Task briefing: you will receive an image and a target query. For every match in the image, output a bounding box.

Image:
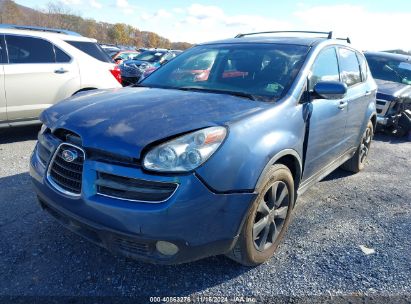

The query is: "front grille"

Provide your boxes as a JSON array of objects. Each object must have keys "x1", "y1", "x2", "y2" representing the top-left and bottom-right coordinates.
[
  {"x1": 47, "y1": 143, "x2": 85, "y2": 195},
  {"x1": 96, "y1": 172, "x2": 178, "y2": 202}
]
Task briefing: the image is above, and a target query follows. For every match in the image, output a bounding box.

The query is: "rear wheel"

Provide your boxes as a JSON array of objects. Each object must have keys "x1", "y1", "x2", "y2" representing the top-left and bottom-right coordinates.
[
  {"x1": 226, "y1": 164, "x2": 295, "y2": 266},
  {"x1": 341, "y1": 120, "x2": 373, "y2": 173}
]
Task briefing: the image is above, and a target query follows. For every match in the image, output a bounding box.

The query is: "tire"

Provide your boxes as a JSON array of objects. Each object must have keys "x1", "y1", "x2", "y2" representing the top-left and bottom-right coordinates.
[
  {"x1": 226, "y1": 164, "x2": 295, "y2": 266},
  {"x1": 341, "y1": 120, "x2": 373, "y2": 173}
]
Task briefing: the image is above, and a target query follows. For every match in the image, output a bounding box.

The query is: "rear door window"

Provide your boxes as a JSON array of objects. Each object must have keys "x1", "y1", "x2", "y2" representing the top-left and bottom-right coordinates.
[
  {"x1": 6, "y1": 35, "x2": 55, "y2": 64},
  {"x1": 65, "y1": 40, "x2": 112, "y2": 63},
  {"x1": 309, "y1": 47, "x2": 340, "y2": 91},
  {"x1": 338, "y1": 48, "x2": 362, "y2": 87},
  {"x1": 356, "y1": 52, "x2": 368, "y2": 82}
]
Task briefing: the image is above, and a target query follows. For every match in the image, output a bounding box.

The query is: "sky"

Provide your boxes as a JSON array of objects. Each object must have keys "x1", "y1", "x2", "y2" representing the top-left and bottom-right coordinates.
[{"x1": 14, "y1": 0, "x2": 411, "y2": 51}]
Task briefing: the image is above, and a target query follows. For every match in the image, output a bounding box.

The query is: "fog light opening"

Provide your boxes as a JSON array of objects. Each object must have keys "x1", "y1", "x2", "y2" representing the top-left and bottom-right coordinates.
[{"x1": 156, "y1": 241, "x2": 179, "y2": 256}]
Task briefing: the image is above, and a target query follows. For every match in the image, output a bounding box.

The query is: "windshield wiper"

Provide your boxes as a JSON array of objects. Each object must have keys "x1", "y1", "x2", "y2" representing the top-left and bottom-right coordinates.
[
  {"x1": 131, "y1": 83, "x2": 167, "y2": 89},
  {"x1": 176, "y1": 87, "x2": 256, "y2": 101}
]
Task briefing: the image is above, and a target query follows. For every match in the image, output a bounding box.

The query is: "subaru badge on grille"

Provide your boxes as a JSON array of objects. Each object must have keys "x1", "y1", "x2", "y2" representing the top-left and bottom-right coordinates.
[{"x1": 61, "y1": 149, "x2": 78, "y2": 162}]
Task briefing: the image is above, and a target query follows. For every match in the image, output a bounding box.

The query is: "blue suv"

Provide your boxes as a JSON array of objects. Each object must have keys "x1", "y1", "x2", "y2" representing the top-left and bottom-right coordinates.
[{"x1": 30, "y1": 31, "x2": 377, "y2": 265}]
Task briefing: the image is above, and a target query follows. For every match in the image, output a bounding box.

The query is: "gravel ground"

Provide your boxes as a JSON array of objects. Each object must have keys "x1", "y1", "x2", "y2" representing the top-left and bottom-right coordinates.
[{"x1": 0, "y1": 126, "x2": 410, "y2": 303}]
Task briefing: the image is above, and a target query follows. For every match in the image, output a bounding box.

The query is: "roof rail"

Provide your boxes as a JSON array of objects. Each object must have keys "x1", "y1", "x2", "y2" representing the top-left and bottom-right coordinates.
[
  {"x1": 0, "y1": 24, "x2": 82, "y2": 36},
  {"x1": 234, "y1": 30, "x2": 352, "y2": 43},
  {"x1": 235, "y1": 31, "x2": 333, "y2": 38}
]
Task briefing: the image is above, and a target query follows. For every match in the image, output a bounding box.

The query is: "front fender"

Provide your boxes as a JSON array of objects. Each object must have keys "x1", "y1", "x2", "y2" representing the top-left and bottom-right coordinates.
[
  {"x1": 362, "y1": 99, "x2": 377, "y2": 138},
  {"x1": 195, "y1": 101, "x2": 305, "y2": 193}
]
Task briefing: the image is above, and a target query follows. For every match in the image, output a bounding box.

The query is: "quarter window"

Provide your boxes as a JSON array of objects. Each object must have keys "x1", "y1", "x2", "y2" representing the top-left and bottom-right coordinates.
[
  {"x1": 309, "y1": 47, "x2": 340, "y2": 91},
  {"x1": 338, "y1": 48, "x2": 361, "y2": 86},
  {"x1": 65, "y1": 40, "x2": 112, "y2": 63},
  {"x1": 54, "y1": 45, "x2": 71, "y2": 63},
  {"x1": 6, "y1": 35, "x2": 55, "y2": 64}
]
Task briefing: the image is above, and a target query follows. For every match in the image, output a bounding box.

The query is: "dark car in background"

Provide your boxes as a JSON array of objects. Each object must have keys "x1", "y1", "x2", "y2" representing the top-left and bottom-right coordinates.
[
  {"x1": 365, "y1": 51, "x2": 411, "y2": 136},
  {"x1": 112, "y1": 50, "x2": 140, "y2": 65},
  {"x1": 119, "y1": 49, "x2": 180, "y2": 86},
  {"x1": 30, "y1": 31, "x2": 377, "y2": 266}
]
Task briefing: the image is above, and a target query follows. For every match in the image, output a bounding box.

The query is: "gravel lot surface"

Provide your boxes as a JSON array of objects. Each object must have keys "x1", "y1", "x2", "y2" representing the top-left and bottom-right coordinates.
[{"x1": 0, "y1": 126, "x2": 410, "y2": 303}]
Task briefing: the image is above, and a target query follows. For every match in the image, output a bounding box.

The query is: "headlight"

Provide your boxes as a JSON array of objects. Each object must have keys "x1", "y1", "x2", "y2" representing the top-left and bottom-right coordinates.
[
  {"x1": 143, "y1": 126, "x2": 227, "y2": 172},
  {"x1": 39, "y1": 124, "x2": 48, "y2": 134},
  {"x1": 139, "y1": 63, "x2": 150, "y2": 70}
]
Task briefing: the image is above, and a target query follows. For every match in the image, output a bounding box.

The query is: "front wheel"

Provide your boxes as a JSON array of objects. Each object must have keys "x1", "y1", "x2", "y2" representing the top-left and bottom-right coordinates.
[
  {"x1": 226, "y1": 164, "x2": 295, "y2": 266},
  {"x1": 341, "y1": 120, "x2": 374, "y2": 173}
]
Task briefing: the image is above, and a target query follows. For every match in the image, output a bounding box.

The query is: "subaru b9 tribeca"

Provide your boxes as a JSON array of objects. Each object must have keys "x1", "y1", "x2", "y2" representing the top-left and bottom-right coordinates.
[{"x1": 30, "y1": 32, "x2": 377, "y2": 266}]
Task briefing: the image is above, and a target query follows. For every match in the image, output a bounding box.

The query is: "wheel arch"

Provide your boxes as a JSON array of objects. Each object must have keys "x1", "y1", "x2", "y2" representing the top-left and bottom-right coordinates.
[
  {"x1": 370, "y1": 114, "x2": 377, "y2": 131},
  {"x1": 255, "y1": 149, "x2": 302, "y2": 194}
]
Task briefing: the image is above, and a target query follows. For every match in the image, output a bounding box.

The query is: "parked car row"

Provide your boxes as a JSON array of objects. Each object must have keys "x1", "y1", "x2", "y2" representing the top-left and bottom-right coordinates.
[
  {"x1": 29, "y1": 30, "x2": 378, "y2": 266},
  {"x1": 119, "y1": 49, "x2": 182, "y2": 86},
  {"x1": 101, "y1": 44, "x2": 184, "y2": 86}
]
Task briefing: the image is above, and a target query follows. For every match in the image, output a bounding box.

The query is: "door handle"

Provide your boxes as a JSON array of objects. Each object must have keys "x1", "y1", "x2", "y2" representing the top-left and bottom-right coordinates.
[
  {"x1": 365, "y1": 90, "x2": 372, "y2": 96},
  {"x1": 338, "y1": 101, "x2": 348, "y2": 109},
  {"x1": 54, "y1": 68, "x2": 68, "y2": 74}
]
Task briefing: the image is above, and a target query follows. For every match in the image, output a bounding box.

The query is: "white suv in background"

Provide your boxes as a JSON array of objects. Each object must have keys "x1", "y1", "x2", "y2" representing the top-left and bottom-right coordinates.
[{"x1": 0, "y1": 24, "x2": 122, "y2": 127}]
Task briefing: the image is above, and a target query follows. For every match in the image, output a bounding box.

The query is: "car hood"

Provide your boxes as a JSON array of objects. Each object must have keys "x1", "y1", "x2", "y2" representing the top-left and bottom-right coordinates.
[
  {"x1": 375, "y1": 79, "x2": 411, "y2": 100},
  {"x1": 41, "y1": 87, "x2": 268, "y2": 159}
]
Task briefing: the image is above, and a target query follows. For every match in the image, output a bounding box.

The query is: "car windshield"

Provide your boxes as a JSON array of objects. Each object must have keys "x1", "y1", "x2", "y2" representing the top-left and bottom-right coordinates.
[
  {"x1": 366, "y1": 54, "x2": 411, "y2": 85},
  {"x1": 141, "y1": 43, "x2": 309, "y2": 101},
  {"x1": 135, "y1": 51, "x2": 166, "y2": 62}
]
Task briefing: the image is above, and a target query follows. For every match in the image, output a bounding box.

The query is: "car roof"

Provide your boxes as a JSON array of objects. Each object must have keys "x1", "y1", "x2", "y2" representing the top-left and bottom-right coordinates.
[
  {"x1": 364, "y1": 51, "x2": 411, "y2": 61},
  {"x1": 0, "y1": 27, "x2": 96, "y2": 43},
  {"x1": 199, "y1": 36, "x2": 349, "y2": 47}
]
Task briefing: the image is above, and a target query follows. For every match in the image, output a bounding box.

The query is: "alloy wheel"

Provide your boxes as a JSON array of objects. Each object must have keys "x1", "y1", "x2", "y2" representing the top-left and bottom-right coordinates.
[
  {"x1": 360, "y1": 127, "x2": 372, "y2": 164},
  {"x1": 253, "y1": 181, "x2": 290, "y2": 251}
]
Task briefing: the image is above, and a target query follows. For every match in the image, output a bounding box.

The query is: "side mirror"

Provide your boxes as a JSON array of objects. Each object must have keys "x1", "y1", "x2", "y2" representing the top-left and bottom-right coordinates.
[{"x1": 313, "y1": 81, "x2": 347, "y2": 100}]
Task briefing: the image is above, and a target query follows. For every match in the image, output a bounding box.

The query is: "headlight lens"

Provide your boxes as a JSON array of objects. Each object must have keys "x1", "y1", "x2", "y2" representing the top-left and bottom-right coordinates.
[
  {"x1": 39, "y1": 124, "x2": 48, "y2": 134},
  {"x1": 143, "y1": 126, "x2": 227, "y2": 172}
]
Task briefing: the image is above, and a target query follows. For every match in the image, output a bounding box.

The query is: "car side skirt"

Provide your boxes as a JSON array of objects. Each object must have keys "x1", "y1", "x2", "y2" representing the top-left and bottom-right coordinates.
[{"x1": 297, "y1": 146, "x2": 357, "y2": 196}]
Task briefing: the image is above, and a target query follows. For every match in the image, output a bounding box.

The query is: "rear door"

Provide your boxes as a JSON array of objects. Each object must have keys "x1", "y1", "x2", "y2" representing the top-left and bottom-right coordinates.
[
  {"x1": 303, "y1": 46, "x2": 349, "y2": 179},
  {"x1": 4, "y1": 34, "x2": 80, "y2": 122},
  {"x1": 337, "y1": 47, "x2": 370, "y2": 149},
  {"x1": 0, "y1": 35, "x2": 7, "y2": 123}
]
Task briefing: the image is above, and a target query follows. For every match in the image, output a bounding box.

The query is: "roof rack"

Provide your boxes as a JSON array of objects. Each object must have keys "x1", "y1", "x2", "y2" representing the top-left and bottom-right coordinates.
[
  {"x1": 335, "y1": 37, "x2": 351, "y2": 44},
  {"x1": 0, "y1": 24, "x2": 82, "y2": 36},
  {"x1": 235, "y1": 31, "x2": 333, "y2": 38}
]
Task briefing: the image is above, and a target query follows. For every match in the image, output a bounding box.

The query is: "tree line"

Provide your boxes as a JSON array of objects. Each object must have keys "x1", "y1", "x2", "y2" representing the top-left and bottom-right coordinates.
[{"x1": 0, "y1": 0, "x2": 193, "y2": 50}]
